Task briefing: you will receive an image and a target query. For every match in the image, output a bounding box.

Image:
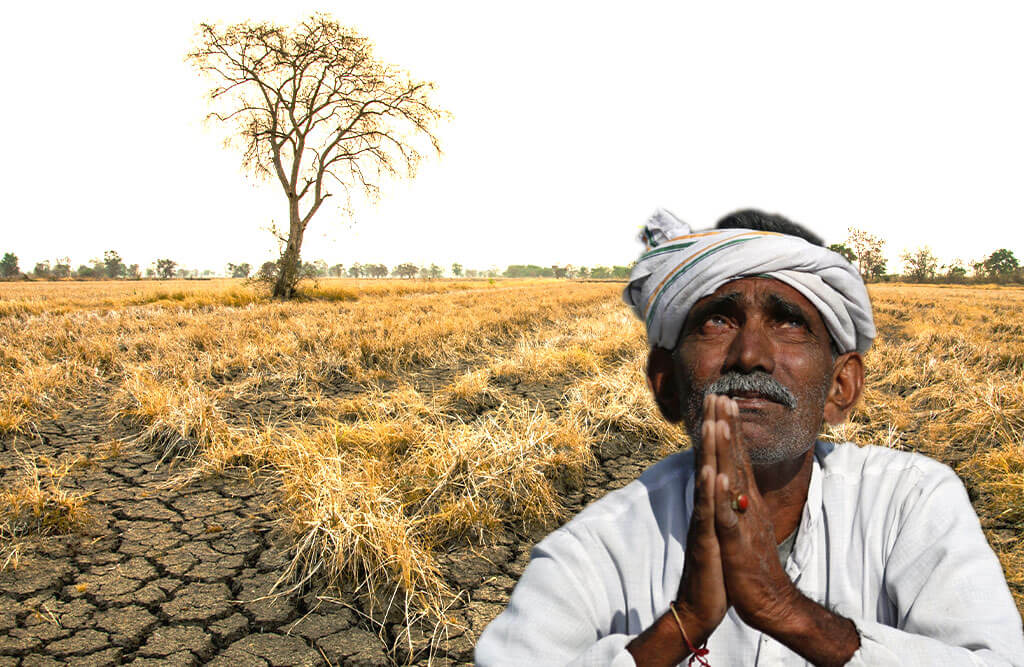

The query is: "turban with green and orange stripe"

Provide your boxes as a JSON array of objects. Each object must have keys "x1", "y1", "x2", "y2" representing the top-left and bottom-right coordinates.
[{"x1": 623, "y1": 209, "x2": 876, "y2": 354}]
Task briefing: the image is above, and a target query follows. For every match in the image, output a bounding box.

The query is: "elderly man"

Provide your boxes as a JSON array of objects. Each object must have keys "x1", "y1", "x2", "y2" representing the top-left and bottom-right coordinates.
[{"x1": 475, "y1": 209, "x2": 1024, "y2": 666}]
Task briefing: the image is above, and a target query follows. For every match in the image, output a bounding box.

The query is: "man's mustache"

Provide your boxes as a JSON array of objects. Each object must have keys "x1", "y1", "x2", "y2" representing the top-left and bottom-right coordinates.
[{"x1": 704, "y1": 371, "x2": 797, "y2": 410}]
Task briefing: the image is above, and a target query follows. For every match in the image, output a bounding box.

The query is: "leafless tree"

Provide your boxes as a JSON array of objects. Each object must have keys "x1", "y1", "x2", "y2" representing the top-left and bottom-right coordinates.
[
  {"x1": 846, "y1": 228, "x2": 887, "y2": 281},
  {"x1": 900, "y1": 246, "x2": 938, "y2": 282},
  {"x1": 188, "y1": 14, "x2": 446, "y2": 298}
]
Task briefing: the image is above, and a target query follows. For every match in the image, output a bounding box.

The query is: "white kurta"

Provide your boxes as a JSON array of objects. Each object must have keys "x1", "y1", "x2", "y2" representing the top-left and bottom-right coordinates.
[{"x1": 475, "y1": 441, "x2": 1024, "y2": 666}]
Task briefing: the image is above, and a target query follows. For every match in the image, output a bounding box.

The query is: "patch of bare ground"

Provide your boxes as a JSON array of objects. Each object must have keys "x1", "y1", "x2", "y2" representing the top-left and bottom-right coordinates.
[
  {"x1": 0, "y1": 407, "x2": 394, "y2": 665},
  {"x1": 0, "y1": 369, "x2": 669, "y2": 665}
]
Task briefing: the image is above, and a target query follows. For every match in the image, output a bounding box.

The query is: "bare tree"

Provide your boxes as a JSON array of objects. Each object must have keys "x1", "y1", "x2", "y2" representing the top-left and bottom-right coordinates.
[
  {"x1": 188, "y1": 14, "x2": 446, "y2": 299},
  {"x1": 33, "y1": 261, "x2": 52, "y2": 279},
  {"x1": 53, "y1": 257, "x2": 71, "y2": 279},
  {"x1": 900, "y1": 246, "x2": 938, "y2": 282},
  {"x1": 846, "y1": 228, "x2": 887, "y2": 281}
]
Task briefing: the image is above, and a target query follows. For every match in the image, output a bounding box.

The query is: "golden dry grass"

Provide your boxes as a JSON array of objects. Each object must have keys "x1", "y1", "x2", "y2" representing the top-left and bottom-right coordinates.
[
  {"x1": 1, "y1": 278, "x2": 638, "y2": 639},
  {"x1": 0, "y1": 277, "x2": 500, "y2": 316},
  {"x1": 2, "y1": 278, "x2": 1023, "y2": 640},
  {"x1": 0, "y1": 451, "x2": 94, "y2": 570}
]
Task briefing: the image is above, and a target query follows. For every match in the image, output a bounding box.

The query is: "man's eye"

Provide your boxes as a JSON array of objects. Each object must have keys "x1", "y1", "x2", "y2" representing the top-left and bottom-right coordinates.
[
  {"x1": 781, "y1": 317, "x2": 806, "y2": 328},
  {"x1": 704, "y1": 315, "x2": 729, "y2": 327}
]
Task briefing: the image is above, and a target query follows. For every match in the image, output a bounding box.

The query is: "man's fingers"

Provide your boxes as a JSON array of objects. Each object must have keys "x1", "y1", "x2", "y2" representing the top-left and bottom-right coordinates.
[
  {"x1": 726, "y1": 398, "x2": 757, "y2": 493},
  {"x1": 715, "y1": 472, "x2": 739, "y2": 532},
  {"x1": 690, "y1": 397, "x2": 719, "y2": 541},
  {"x1": 692, "y1": 467, "x2": 716, "y2": 545},
  {"x1": 692, "y1": 465, "x2": 717, "y2": 537},
  {"x1": 723, "y1": 398, "x2": 747, "y2": 488},
  {"x1": 699, "y1": 396, "x2": 718, "y2": 479},
  {"x1": 695, "y1": 419, "x2": 716, "y2": 511},
  {"x1": 714, "y1": 397, "x2": 738, "y2": 487}
]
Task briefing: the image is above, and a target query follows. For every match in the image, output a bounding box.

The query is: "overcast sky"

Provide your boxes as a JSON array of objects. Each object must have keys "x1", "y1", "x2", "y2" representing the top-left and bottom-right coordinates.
[{"x1": 3, "y1": 1, "x2": 1023, "y2": 273}]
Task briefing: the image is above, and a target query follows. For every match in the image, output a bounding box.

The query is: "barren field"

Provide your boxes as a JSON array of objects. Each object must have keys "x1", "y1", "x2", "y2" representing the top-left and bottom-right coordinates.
[{"x1": 1, "y1": 279, "x2": 1022, "y2": 665}]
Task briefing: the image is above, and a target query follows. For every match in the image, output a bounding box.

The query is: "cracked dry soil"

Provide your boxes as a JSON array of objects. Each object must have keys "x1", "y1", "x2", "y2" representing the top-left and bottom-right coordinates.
[{"x1": 1, "y1": 398, "x2": 663, "y2": 666}]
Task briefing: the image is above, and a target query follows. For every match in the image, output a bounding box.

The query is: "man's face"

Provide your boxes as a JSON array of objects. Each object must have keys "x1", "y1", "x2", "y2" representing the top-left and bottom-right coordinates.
[{"x1": 673, "y1": 277, "x2": 836, "y2": 465}]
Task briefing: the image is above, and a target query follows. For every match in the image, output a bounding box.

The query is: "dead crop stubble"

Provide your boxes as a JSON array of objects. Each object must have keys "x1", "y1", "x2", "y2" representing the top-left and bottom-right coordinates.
[{"x1": 2, "y1": 279, "x2": 1022, "y2": 657}]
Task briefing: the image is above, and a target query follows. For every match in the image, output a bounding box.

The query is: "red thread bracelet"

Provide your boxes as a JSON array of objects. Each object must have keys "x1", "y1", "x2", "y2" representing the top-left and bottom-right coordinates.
[{"x1": 668, "y1": 601, "x2": 711, "y2": 666}]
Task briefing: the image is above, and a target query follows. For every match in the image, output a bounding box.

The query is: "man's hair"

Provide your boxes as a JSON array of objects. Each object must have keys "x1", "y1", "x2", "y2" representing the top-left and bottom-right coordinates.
[{"x1": 715, "y1": 209, "x2": 825, "y2": 247}]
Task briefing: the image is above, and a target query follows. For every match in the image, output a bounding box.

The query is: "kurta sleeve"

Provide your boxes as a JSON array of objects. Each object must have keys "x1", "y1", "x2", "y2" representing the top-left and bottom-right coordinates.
[
  {"x1": 475, "y1": 526, "x2": 639, "y2": 667},
  {"x1": 841, "y1": 466, "x2": 1024, "y2": 666}
]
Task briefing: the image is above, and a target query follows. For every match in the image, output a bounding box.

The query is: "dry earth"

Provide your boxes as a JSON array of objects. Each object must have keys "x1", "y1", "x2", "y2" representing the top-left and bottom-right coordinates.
[
  {"x1": 0, "y1": 390, "x2": 662, "y2": 666},
  {"x1": 4, "y1": 281, "x2": 1021, "y2": 664}
]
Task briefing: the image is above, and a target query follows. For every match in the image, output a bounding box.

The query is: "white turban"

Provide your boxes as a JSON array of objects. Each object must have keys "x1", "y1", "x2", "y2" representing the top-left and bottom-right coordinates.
[{"x1": 623, "y1": 209, "x2": 876, "y2": 354}]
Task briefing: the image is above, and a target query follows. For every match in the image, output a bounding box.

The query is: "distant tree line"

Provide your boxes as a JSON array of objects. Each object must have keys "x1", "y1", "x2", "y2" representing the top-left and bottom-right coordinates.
[
  {"x1": 893, "y1": 246, "x2": 1021, "y2": 284},
  {"x1": 502, "y1": 264, "x2": 633, "y2": 279},
  {"x1": 2, "y1": 240, "x2": 1020, "y2": 285},
  {"x1": 827, "y1": 228, "x2": 1022, "y2": 284},
  {"x1": 0, "y1": 251, "x2": 213, "y2": 281}
]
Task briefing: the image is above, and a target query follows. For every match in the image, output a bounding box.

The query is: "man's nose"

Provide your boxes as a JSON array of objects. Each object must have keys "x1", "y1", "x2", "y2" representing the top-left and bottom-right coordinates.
[{"x1": 723, "y1": 321, "x2": 775, "y2": 375}]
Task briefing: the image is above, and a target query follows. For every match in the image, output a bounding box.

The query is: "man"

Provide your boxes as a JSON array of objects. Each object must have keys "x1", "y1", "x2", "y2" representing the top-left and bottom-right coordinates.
[{"x1": 475, "y1": 209, "x2": 1024, "y2": 666}]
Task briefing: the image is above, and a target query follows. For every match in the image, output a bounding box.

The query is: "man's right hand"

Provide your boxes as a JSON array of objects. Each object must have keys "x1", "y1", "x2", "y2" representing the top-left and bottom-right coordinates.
[
  {"x1": 674, "y1": 394, "x2": 730, "y2": 644},
  {"x1": 628, "y1": 396, "x2": 730, "y2": 666}
]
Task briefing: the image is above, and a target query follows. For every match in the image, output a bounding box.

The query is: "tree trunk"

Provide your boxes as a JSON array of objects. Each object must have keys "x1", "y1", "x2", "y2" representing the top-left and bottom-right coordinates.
[{"x1": 272, "y1": 203, "x2": 304, "y2": 299}]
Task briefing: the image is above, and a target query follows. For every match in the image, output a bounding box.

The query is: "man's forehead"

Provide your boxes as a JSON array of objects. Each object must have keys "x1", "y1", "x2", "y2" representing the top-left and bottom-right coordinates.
[{"x1": 695, "y1": 277, "x2": 824, "y2": 321}]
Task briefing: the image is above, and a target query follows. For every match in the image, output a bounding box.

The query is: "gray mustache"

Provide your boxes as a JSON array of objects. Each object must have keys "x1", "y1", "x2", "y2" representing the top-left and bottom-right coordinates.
[{"x1": 704, "y1": 371, "x2": 797, "y2": 410}]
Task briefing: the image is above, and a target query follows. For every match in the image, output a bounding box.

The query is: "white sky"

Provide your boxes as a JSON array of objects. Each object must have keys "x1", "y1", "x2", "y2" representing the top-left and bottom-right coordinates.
[{"x1": 2, "y1": 1, "x2": 1023, "y2": 273}]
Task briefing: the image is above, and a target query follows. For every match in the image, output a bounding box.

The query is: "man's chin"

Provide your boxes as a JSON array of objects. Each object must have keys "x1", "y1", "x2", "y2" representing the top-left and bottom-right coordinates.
[
  {"x1": 737, "y1": 417, "x2": 782, "y2": 443},
  {"x1": 738, "y1": 422, "x2": 815, "y2": 465},
  {"x1": 746, "y1": 446, "x2": 810, "y2": 466},
  {"x1": 744, "y1": 435, "x2": 816, "y2": 465}
]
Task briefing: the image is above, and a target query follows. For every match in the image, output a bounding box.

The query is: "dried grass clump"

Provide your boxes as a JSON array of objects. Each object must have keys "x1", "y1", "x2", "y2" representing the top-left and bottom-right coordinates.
[
  {"x1": 489, "y1": 304, "x2": 639, "y2": 383},
  {"x1": 113, "y1": 373, "x2": 232, "y2": 464},
  {"x1": 0, "y1": 453, "x2": 93, "y2": 570},
  {"x1": 439, "y1": 369, "x2": 500, "y2": 409},
  {"x1": 0, "y1": 327, "x2": 90, "y2": 435},
  {"x1": 964, "y1": 443, "x2": 1024, "y2": 524},
  {"x1": 194, "y1": 392, "x2": 601, "y2": 631},
  {"x1": 565, "y1": 356, "x2": 684, "y2": 456}
]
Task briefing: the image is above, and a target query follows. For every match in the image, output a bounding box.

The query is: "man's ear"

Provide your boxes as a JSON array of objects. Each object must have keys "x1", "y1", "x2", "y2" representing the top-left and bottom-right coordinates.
[
  {"x1": 824, "y1": 352, "x2": 864, "y2": 426},
  {"x1": 647, "y1": 347, "x2": 683, "y2": 423}
]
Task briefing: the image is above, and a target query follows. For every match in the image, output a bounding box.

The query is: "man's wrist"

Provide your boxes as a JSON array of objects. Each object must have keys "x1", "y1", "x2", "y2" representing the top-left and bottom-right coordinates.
[
  {"x1": 626, "y1": 605, "x2": 714, "y2": 667},
  {"x1": 626, "y1": 612, "x2": 690, "y2": 667},
  {"x1": 671, "y1": 600, "x2": 713, "y2": 648},
  {"x1": 745, "y1": 581, "x2": 805, "y2": 636},
  {"x1": 753, "y1": 588, "x2": 860, "y2": 667}
]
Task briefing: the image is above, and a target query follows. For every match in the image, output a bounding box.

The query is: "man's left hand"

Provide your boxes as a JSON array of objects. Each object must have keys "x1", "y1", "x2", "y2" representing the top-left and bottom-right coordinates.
[{"x1": 704, "y1": 397, "x2": 801, "y2": 631}]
